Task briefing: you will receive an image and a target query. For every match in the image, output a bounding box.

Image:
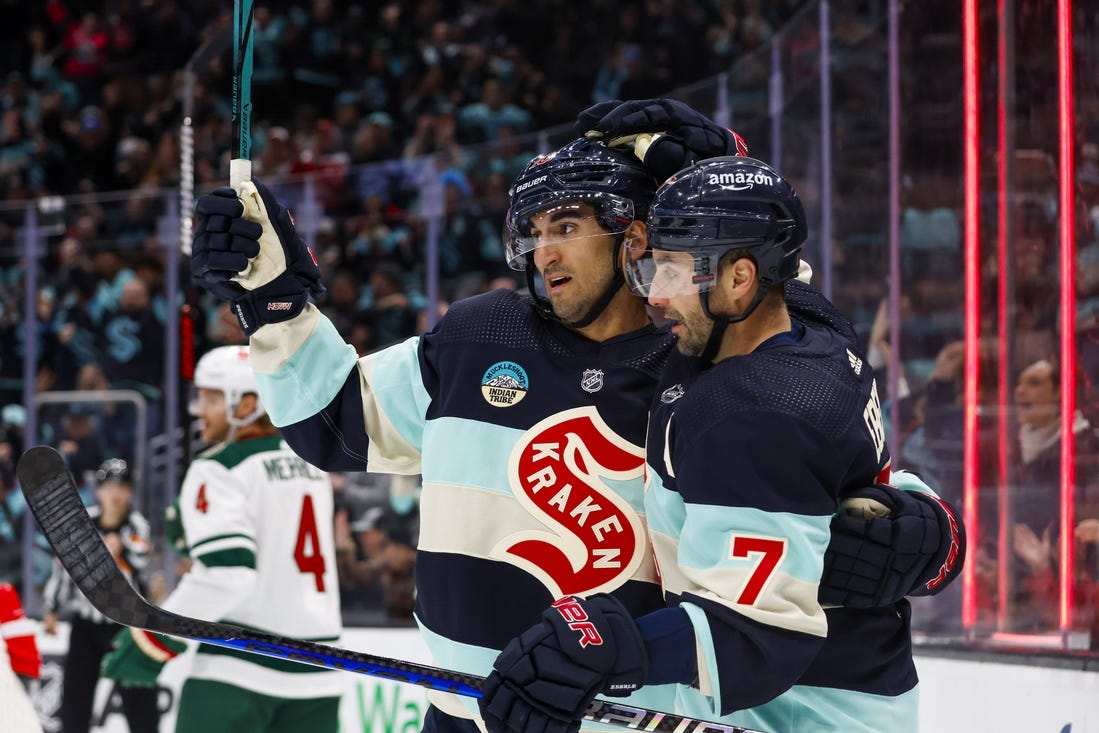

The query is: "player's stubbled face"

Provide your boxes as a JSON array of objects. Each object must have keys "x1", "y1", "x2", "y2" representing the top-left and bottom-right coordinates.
[
  {"x1": 643, "y1": 250, "x2": 714, "y2": 356},
  {"x1": 529, "y1": 207, "x2": 618, "y2": 324},
  {"x1": 659, "y1": 295, "x2": 713, "y2": 356}
]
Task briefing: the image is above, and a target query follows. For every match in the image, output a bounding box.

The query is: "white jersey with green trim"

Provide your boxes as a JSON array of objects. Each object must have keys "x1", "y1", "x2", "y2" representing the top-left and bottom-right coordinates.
[{"x1": 172, "y1": 433, "x2": 344, "y2": 698}]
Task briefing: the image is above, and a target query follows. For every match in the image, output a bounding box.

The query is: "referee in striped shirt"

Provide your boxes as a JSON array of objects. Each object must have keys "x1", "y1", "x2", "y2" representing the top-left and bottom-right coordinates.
[{"x1": 42, "y1": 458, "x2": 161, "y2": 733}]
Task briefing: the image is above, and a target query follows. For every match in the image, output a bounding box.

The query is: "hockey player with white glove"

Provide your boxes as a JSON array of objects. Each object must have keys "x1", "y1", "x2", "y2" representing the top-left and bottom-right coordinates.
[
  {"x1": 191, "y1": 181, "x2": 325, "y2": 336},
  {"x1": 190, "y1": 99, "x2": 963, "y2": 733}
]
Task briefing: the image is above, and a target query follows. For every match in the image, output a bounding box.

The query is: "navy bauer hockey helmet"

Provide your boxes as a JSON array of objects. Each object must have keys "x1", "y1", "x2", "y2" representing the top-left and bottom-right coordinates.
[
  {"x1": 504, "y1": 137, "x2": 659, "y2": 326},
  {"x1": 504, "y1": 137, "x2": 658, "y2": 270}
]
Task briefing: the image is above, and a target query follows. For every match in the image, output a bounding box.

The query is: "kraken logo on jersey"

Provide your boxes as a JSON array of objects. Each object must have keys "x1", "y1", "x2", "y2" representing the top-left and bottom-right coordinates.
[
  {"x1": 481, "y1": 361, "x2": 529, "y2": 407},
  {"x1": 495, "y1": 406, "x2": 647, "y2": 597}
]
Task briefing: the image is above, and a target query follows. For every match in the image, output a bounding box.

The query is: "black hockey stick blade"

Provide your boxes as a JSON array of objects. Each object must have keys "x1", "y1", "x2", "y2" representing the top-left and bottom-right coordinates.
[
  {"x1": 17, "y1": 445, "x2": 765, "y2": 733},
  {"x1": 17, "y1": 446, "x2": 480, "y2": 695}
]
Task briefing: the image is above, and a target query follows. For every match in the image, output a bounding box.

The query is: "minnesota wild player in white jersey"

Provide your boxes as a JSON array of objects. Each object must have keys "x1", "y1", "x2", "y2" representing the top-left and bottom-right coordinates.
[{"x1": 103, "y1": 345, "x2": 344, "y2": 733}]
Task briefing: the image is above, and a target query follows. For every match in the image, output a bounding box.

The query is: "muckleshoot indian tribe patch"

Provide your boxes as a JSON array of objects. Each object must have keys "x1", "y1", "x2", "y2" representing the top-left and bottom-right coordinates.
[{"x1": 482, "y1": 361, "x2": 529, "y2": 407}]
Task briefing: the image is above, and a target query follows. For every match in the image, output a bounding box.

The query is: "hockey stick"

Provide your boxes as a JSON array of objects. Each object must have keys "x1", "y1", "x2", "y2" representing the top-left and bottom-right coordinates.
[
  {"x1": 17, "y1": 446, "x2": 764, "y2": 733},
  {"x1": 181, "y1": 26, "x2": 231, "y2": 255},
  {"x1": 230, "y1": 0, "x2": 254, "y2": 188}
]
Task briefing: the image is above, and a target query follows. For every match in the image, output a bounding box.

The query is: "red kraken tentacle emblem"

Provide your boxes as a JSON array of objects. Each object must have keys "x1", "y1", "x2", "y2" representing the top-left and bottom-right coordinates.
[{"x1": 494, "y1": 406, "x2": 647, "y2": 597}]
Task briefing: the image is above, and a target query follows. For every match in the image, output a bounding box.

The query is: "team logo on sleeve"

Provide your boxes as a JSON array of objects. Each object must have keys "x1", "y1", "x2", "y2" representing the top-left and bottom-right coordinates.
[
  {"x1": 494, "y1": 406, "x2": 647, "y2": 597},
  {"x1": 482, "y1": 361, "x2": 529, "y2": 407}
]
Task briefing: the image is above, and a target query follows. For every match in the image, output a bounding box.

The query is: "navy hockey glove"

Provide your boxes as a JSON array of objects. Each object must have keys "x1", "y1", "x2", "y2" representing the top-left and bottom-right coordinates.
[
  {"x1": 575, "y1": 98, "x2": 749, "y2": 182},
  {"x1": 479, "y1": 594, "x2": 647, "y2": 733},
  {"x1": 820, "y1": 484, "x2": 965, "y2": 608},
  {"x1": 191, "y1": 180, "x2": 325, "y2": 335}
]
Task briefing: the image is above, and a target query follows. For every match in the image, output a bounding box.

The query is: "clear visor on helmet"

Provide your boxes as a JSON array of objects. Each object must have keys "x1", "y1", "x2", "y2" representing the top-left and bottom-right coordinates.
[
  {"x1": 625, "y1": 240, "x2": 722, "y2": 299},
  {"x1": 503, "y1": 193, "x2": 634, "y2": 270}
]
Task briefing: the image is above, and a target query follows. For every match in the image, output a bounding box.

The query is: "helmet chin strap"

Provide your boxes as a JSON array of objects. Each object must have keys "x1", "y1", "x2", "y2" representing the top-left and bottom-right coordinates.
[
  {"x1": 527, "y1": 235, "x2": 628, "y2": 329},
  {"x1": 697, "y1": 281, "x2": 771, "y2": 363},
  {"x1": 224, "y1": 403, "x2": 265, "y2": 443}
]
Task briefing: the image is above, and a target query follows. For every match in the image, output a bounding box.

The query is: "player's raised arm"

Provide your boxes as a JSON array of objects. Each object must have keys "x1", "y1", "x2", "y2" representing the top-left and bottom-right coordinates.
[{"x1": 189, "y1": 181, "x2": 428, "y2": 474}]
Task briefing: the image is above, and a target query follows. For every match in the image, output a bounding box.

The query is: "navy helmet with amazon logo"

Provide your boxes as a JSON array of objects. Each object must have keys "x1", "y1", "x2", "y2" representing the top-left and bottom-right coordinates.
[
  {"x1": 627, "y1": 155, "x2": 805, "y2": 309},
  {"x1": 626, "y1": 155, "x2": 806, "y2": 361}
]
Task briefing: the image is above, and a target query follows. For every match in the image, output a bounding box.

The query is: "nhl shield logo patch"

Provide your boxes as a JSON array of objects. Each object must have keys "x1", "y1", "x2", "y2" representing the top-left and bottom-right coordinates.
[
  {"x1": 580, "y1": 369, "x2": 604, "y2": 393},
  {"x1": 660, "y1": 383, "x2": 685, "y2": 404},
  {"x1": 482, "y1": 361, "x2": 529, "y2": 407}
]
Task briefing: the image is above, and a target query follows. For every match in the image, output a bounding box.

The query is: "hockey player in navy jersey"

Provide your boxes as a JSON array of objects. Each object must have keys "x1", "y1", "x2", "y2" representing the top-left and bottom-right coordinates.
[
  {"x1": 192, "y1": 135, "x2": 688, "y2": 732},
  {"x1": 478, "y1": 155, "x2": 964, "y2": 733},
  {"x1": 189, "y1": 99, "x2": 961, "y2": 733}
]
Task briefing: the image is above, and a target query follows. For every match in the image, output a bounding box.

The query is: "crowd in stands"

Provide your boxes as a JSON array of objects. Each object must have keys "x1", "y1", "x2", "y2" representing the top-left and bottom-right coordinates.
[
  {"x1": 0, "y1": 0, "x2": 807, "y2": 394},
  {"x1": 0, "y1": 0, "x2": 802, "y2": 202}
]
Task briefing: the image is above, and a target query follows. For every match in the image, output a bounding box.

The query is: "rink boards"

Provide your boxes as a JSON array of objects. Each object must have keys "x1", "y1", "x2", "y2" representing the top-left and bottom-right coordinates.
[{"x1": 25, "y1": 623, "x2": 1099, "y2": 733}]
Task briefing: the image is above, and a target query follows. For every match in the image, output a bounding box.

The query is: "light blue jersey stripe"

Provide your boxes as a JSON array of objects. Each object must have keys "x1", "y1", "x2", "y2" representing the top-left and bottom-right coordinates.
[
  {"x1": 417, "y1": 616, "x2": 499, "y2": 678},
  {"x1": 643, "y1": 476, "x2": 686, "y2": 538},
  {"x1": 254, "y1": 317, "x2": 359, "y2": 427},
  {"x1": 677, "y1": 678, "x2": 919, "y2": 733},
  {"x1": 420, "y1": 417, "x2": 518, "y2": 493},
  {"x1": 679, "y1": 505, "x2": 831, "y2": 584},
  {"x1": 601, "y1": 474, "x2": 645, "y2": 512},
  {"x1": 681, "y1": 602, "x2": 721, "y2": 710},
  {"x1": 368, "y1": 337, "x2": 432, "y2": 452},
  {"x1": 420, "y1": 416, "x2": 648, "y2": 514},
  {"x1": 891, "y1": 469, "x2": 938, "y2": 497}
]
